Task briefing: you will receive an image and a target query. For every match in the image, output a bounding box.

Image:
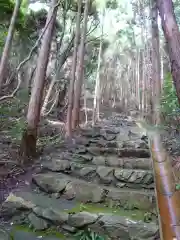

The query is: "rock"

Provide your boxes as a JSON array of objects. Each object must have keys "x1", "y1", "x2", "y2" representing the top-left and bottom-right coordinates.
[
  {"x1": 90, "y1": 214, "x2": 158, "y2": 240},
  {"x1": 74, "y1": 146, "x2": 87, "y2": 154},
  {"x1": 33, "y1": 206, "x2": 68, "y2": 223},
  {"x1": 1, "y1": 193, "x2": 36, "y2": 217},
  {"x1": 63, "y1": 178, "x2": 104, "y2": 203},
  {"x1": 106, "y1": 156, "x2": 124, "y2": 167},
  {"x1": 0, "y1": 228, "x2": 10, "y2": 240},
  {"x1": 92, "y1": 156, "x2": 106, "y2": 165},
  {"x1": 128, "y1": 221, "x2": 158, "y2": 240},
  {"x1": 32, "y1": 173, "x2": 70, "y2": 193},
  {"x1": 81, "y1": 129, "x2": 101, "y2": 138},
  {"x1": 106, "y1": 156, "x2": 152, "y2": 170},
  {"x1": 121, "y1": 140, "x2": 148, "y2": 149},
  {"x1": 102, "y1": 134, "x2": 116, "y2": 141},
  {"x1": 114, "y1": 169, "x2": 154, "y2": 185},
  {"x1": 62, "y1": 224, "x2": 77, "y2": 233},
  {"x1": 90, "y1": 214, "x2": 130, "y2": 239},
  {"x1": 42, "y1": 159, "x2": 71, "y2": 172},
  {"x1": 1, "y1": 201, "x2": 28, "y2": 217},
  {"x1": 117, "y1": 148, "x2": 150, "y2": 158},
  {"x1": 106, "y1": 189, "x2": 155, "y2": 210},
  {"x1": 79, "y1": 166, "x2": 97, "y2": 177},
  {"x1": 28, "y1": 212, "x2": 49, "y2": 230},
  {"x1": 123, "y1": 158, "x2": 152, "y2": 170},
  {"x1": 74, "y1": 154, "x2": 93, "y2": 162},
  {"x1": 96, "y1": 166, "x2": 114, "y2": 183},
  {"x1": 87, "y1": 147, "x2": 103, "y2": 155},
  {"x1": 68, "y1": 211, "x2": 98, "y2": 227},
  {"x1": 74, "y1": 137, "x2": 90, "y2": 146}
]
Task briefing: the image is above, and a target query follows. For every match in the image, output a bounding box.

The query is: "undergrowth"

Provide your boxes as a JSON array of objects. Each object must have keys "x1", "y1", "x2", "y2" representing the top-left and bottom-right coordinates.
[{"x1": 161, "y1": 72, "x2": 180, "y2": 128}]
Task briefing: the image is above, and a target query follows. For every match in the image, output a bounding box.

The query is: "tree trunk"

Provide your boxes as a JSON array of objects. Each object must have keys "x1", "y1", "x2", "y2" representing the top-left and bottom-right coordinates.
[
  {"x1": 151, "y1": 0, "x2": 161, "y2": 124},
  {"x1": 0, "y1": 0, "x2": 22, "y2": 91},
  {"x1": 19, "y1": 0, "x2": 59, "y2": 161},
  {"x1": 71, "y1": 0, "x2": 90, "y2": 130},
  {"x1": 157, "y1": 0, "x2": 180, "y2": 105},
  {"x1": 92, "y1": 8, "x2": 105, "y2": 125},
  {"x1": 66, "y1": 0, "x2": 82, "y2": 137},
  {"x1": 41, "y1": 77, "x2": 56, "y2": 116}
]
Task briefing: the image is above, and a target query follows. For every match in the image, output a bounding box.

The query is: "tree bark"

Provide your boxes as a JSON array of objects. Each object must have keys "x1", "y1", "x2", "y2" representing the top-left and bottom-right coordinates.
[
  {"x1": 92, "y1": 8, "x2": 105, "y2": 125},
  {"x1": 19, "y1": 0, "x2": 59, "y2": 161},
  {"x1": 151, "y1": 0, "x2": 161, "y2": 124},
  {"x1": 157, "y1": 0, "x2": 180, "y2": 105},
  {"x1": 0, "y1": 0, "x2": 22, "y2": 91},
  {"x1": 66, "y1": 0, "x2": 82, "y2": 137},
  {"x1": 71, "y1": 0, "x2": 90, "y2": 130}
]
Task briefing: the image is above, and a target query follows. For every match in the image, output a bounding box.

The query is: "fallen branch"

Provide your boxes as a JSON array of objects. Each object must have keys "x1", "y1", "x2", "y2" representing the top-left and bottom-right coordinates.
[{"x1": 0, "y1": 0, "x2": 61, "y2": 102}]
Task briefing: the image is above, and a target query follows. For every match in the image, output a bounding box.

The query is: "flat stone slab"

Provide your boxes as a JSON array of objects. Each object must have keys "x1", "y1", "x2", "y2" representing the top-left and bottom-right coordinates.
[
  {"x1": 1, "y1": 192, "x2": 158, "y2": 240},
  {"x1": 32, "y1": 172, "x2": 155, "y2": 210}
]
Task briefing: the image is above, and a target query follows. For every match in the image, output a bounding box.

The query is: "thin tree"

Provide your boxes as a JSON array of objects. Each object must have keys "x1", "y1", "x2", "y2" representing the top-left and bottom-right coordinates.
[
  {"x1": 150, "y1": 1, "x2": 180, "y2": 239},
  {"x1": 157, "y1": 0, "x2": 180, "y2": 105},
  {"x1": 20, "y1": 0, "x2": 59, "y2": 161},
  {"x1": 71, "y1": 0, "x2": 90, "y2": 130},
  {"x1": 0, "y1": 0, "x2": 22, "y2": 91},
  {"x1": 66, "y1": 0, "x2": 82, "y2": 137},
  {"x1": 151, "y1": 0, "x2": 161, "y2": 124},
  {"x1": 92, "y1": 7, "x2": 105, "y2": 125}
]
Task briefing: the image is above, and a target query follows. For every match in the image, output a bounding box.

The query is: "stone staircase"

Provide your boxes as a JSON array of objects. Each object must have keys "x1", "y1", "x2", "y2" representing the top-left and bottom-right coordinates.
[{"x1": 0, "y1": 115, "x2": 159, "y2": 240}]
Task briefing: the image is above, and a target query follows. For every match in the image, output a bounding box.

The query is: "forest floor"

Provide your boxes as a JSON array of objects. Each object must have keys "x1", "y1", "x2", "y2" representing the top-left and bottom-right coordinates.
[{"x1": 0, "y1": 112, "x2": 163, "y2": 240}]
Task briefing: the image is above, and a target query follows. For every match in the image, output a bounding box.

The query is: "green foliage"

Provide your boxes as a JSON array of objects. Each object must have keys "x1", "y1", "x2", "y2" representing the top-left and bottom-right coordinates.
[
  {"x1": 161, "y1": 72, "x2": 180, "y2": 123},
  {"x1": 74, "y1": 229, "x2": 105, "y2": 240},
  {"x1": 0, "y1": 89, "x2": 29, "y2": 141}
]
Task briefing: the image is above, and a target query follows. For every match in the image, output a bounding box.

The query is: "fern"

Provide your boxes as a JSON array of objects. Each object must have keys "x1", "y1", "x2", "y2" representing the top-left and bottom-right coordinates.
[{"x1": 74, "y1": 229, "x2": 105, "y2": 240}]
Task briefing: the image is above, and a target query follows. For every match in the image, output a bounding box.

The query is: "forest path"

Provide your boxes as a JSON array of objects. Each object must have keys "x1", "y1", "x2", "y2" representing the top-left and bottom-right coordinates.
[{"x1": 0, "y1": 114, "x2": 159, "y2": 240}]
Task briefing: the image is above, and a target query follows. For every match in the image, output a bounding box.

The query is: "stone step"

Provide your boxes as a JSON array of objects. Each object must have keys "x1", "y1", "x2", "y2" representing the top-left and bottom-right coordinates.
[
  {"x1": 47, "y1": 153, "x2": 152, "y2": 170},
  {"x1": 32, "y1": 172, "x2": 156, "y2": 211},
  {"x1": 71, "y1": 146, "x2": 150, "y2": 158},
  {"x1": 42, "y1": 160, "x2": 154, "y2": 189},
  {"x1": 1, "y1": 191, "x2": 158, "y2": 240}
]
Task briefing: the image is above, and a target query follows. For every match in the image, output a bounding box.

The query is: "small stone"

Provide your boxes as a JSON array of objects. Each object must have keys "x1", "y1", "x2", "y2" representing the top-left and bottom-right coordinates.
[
  {"x1": 102, "y1": 134, "x2": 116, "y2": 141},
  {"x1": 87, "y1": 147, "x2": 103, "y2": 155},
  {"x1": 68, "y1": 212, "x2": 98, "y2": 227},
  {"x1": 79, "y1": 166, "x2": 96, "y2": 177},
  {"x1": 32, "y1": 173, "x2": 70, "y2": 193},
  {"x1": 28, "y1": 212, "x2": 48, "y2": 230},
  {"x1": 62, "y1": 224, "x2": 77, "y2": 233},
  {"x1": 42, "y1": 159, "x2": 71, "y2": 172},
  {"x1": 63, "y1": 179, "x2": 104, "y2": 203},
  {"x1": 33, "y1": 206, "x2": 68, "y2": 223},
  {"x1": 96, "y1": 166, "x2": 114, "y2": 183},
  {"x1": 92, "y1": 156, "x2": 106, "y2": 165},
  {"x1": 0, "y1": 228, "x2": 10, "y2": 240},
  {"x1": 51, "y1": 193, "x2": 60, "y2": 199}
]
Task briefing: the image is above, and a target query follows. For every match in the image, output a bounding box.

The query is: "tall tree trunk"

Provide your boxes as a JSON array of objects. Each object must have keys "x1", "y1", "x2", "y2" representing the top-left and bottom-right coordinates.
[
  {"x1": 72, "y1": 0, "x2": 90, "y2": 130},
  {"x1": 0, "y1": 0, "x2": 22, "y2": 91},
  {"x1": 19, "y1": 0, "x2": 59, "y2": 161},
  {"x1": 151, "y1": 0, "x2": 161, "y2": 124},
  {"x1": 157, "y1": 0, "x2": 180, "y2": 105},
  {"x1": 66, "y1": 0, "x2": 82, "y2": 137},
  {"x1": 92, "y1": 8, "x2": 105, "y2": 125}
]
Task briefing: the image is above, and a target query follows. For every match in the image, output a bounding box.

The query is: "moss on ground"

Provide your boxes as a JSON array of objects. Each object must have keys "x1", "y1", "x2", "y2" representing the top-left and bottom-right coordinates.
[
  {"x1": 66, "y1": 202, "x2": 153, "y2": 222},
  {"x1": 11, "y1": 225, "x2": 68, "y2": 239}
]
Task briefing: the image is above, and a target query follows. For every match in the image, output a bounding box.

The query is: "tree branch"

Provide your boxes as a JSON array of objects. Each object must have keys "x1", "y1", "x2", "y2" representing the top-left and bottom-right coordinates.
[{"x1": 0, "y1": 0, "x2": 61, "y2": 102}]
